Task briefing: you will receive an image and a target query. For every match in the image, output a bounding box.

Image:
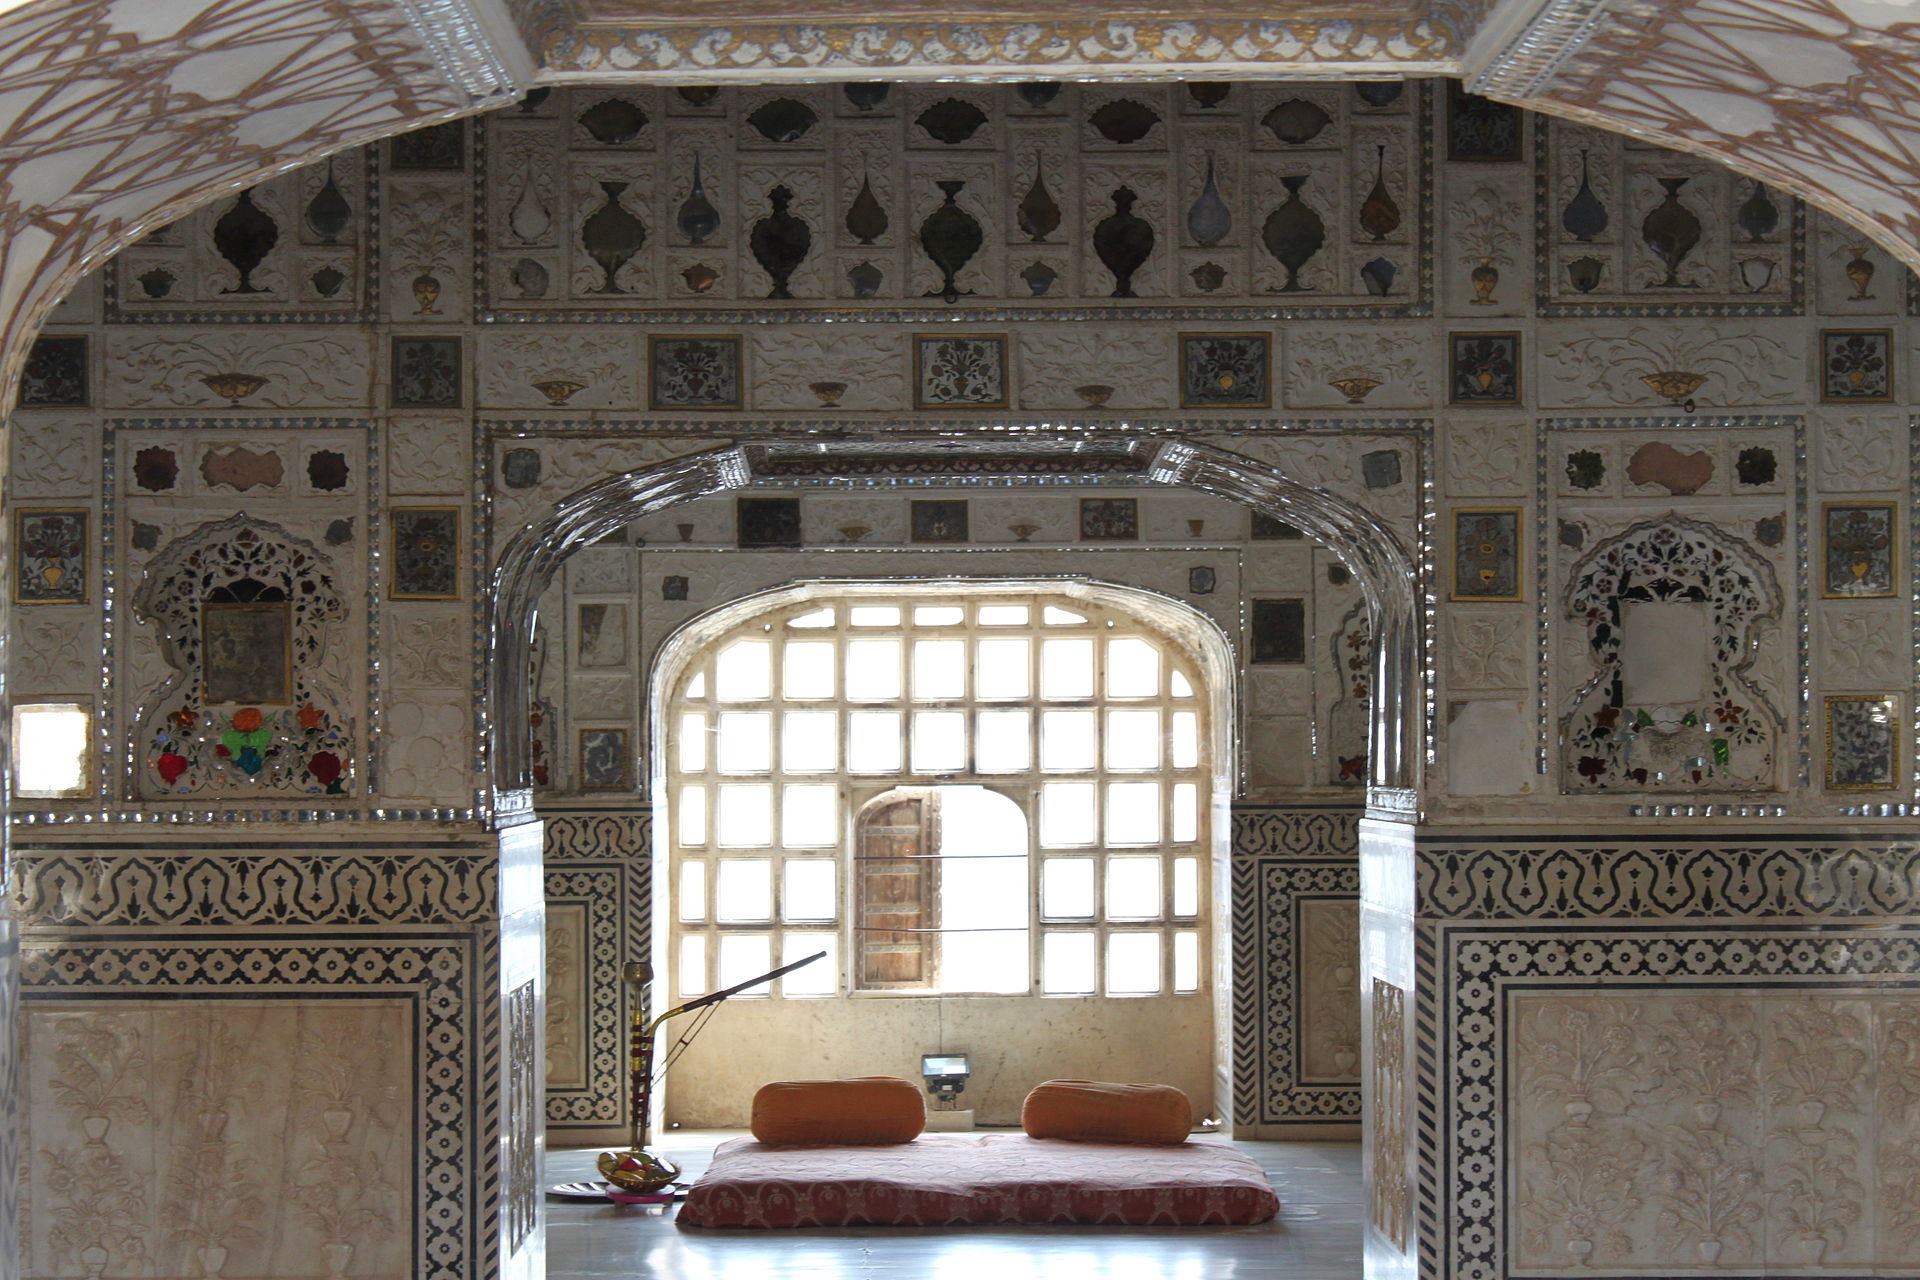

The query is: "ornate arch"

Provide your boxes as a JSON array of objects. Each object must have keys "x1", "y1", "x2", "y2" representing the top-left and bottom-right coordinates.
[{"x1": 487, "y1": 436, "x2": 1420, "y2": 807}]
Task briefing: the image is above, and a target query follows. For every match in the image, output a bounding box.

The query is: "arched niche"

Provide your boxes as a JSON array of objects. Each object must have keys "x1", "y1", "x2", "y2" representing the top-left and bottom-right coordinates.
[{"x1": 487, "y1": 436, "x2": 1420, "y2": 811}]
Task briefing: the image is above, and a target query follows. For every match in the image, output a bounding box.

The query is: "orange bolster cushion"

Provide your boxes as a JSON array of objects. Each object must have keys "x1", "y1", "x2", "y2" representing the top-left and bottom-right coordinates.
[
  {"x1": 1020, "y1": 1080, "x2": 1192, "y2": 1145},
  {"x1": 750, "y1": 1076, "x2": 926, "y2": 1146}
]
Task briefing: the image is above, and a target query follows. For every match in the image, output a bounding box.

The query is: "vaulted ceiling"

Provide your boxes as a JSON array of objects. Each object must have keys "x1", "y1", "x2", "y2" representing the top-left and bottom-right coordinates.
[{"x1": 1, "y1": 0, "x2": 1918, "y2": 406}]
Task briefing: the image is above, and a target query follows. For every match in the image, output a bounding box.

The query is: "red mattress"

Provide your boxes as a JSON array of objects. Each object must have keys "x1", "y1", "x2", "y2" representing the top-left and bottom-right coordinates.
[{"x1": 676, "y1": 1133, "x2": 1281, "y2": 1228}]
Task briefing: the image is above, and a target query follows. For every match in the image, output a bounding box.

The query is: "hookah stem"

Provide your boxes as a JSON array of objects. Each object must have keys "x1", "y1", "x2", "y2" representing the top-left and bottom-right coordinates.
[{"x1": 626, "y1": 949, "x2": 825, "y2": 1150}]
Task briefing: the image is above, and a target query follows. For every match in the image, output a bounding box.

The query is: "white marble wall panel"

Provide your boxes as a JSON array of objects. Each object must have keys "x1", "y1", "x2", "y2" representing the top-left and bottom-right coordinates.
[
  {"x1": 1512, "y1": 988, "x2": 1920, "y2": 1275},
  {"x1": 21, "y1": 1000, "x2": 412, "y2": 1280},
  {"x1": 101, "y1": 330, "x2": 374, "y2": 409}
]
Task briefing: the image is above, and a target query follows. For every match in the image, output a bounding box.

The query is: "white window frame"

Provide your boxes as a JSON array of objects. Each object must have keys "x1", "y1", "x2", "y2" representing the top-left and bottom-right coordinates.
[{"x1": 655, "y1": 579, "x2": 1234, "y2": 1003}]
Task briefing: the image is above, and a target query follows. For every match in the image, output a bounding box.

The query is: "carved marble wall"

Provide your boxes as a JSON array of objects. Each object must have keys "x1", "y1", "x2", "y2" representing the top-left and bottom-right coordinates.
[{"x1": 13, "y1": 75, "x2": 1920, "y2": 1279}]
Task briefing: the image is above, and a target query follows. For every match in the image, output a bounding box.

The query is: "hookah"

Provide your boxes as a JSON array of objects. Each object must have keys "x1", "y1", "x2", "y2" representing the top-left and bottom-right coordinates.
[{"x1": 597, "y1": 949, "x2": 827, "y2": 1196}]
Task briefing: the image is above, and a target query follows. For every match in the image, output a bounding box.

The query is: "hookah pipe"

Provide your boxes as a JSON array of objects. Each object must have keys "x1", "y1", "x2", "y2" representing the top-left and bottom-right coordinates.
[{"x1": 597, "y1": 949, "x2": 827, "y2": 1193}]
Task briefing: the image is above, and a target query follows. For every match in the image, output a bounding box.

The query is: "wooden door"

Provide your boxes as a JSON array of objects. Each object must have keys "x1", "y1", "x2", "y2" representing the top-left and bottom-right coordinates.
[{"x1": 854, "y1": 791, "x2": 941, "y2": 988}]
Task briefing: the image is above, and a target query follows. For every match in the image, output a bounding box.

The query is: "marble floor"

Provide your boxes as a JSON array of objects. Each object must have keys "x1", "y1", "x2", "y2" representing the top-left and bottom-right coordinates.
[{"x1": 546, "y1": 1133, "x2": 1365, "y2": 1279}]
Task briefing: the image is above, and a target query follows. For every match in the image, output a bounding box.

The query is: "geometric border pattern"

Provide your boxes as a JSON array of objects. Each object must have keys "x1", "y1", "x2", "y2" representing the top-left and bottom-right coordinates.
[
  {"x1": 1430, "y1": 921, "x2": 1920, "y2": 1280},
  {"x1": 20, "y1": 934, "x2": 480, "y2": 1280},
  {"x1": 1230, "y1": 804, "x2": 1362, "y2": 1127},
  {"x1": 542, "y1": 812, "x2": 649, "y2": 1133}
]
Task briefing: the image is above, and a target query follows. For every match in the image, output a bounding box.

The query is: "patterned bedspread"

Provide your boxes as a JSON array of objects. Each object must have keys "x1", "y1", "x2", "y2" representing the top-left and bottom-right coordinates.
[{"x1": 676, "y1": 1133, "x2": 1281, "y2": 1228}]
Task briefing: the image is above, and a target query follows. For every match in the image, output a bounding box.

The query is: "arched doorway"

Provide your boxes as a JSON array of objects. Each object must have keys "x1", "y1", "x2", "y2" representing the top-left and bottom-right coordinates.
[{"x1": 644, "y1": 577, "x2": 1238, "y2": 1129}]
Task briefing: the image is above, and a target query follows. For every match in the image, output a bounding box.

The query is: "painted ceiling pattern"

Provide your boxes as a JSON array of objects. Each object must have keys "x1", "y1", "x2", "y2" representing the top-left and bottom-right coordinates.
[
  {"x1": 0, "y1": 0, "x2": 487, "y2": 402},
  {"x1": 1526, "y1": 0, "x2": 1920, "y2": 273}
]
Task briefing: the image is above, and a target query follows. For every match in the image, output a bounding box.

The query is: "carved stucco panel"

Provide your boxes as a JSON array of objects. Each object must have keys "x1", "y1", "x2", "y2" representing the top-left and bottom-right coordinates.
[
  {"x1": 1513, "y1": 989, "x2": 1913, "y2": 1274},
  {"x1": 21, "y1": 1000, "x2": 412, "y2": 1280},
  {"x1": 1537, "y1": 321, "x2": 1801, "y2": 409},
  {"x1": 1442, "y1": 177, "x2": 1529, "y2": 315},
  {"x1": 387, "y1": 418, "x2": 470, "y2": 496},
  {"x1": 566, "y1": 548, "x2": 634, "y2": 595},
  {"x1": 102, "y1": 331, "x2": 374, "y2": 409},
  {"x1": 1816, "y1": 606, "x2": 1908, "y2": 689},
  {"x1": 11, "y1": 611, "x2": 98, "y2": 695},
  {"x1": 1284, "y1": 326, "x2": 1434, "y2": 410},
  {"x1": 1443, "y1": 416, "x2": 1528, "y2": 498},
  {"x1": 1016, "y1": 327, "x2": 1169, "y2": 412},
  {"x1": 1814, "y1": 409, "x2": 1907, "y2": 493},
  {"x1": 476, "y1": 331, "x2": 642, "y2": 411},
  {"x1": 11, "y1": 416, "x2": 97, "y2": 498},
  {"x1": 388, "y1": 605, "x2": 470, "y2": 691},
  {"x1": 379, "y1": 690, "x2": 471, "y2": 803},
  {"x1": 745, "y1": 330, "x2": 909, "y2": 413},
  {"x1": 1446, "y1": 608, "x2": 1527, "y2": 691},
  {"x1": 1298, "y1": 899, "x2": 1361, "y2": 1081}
]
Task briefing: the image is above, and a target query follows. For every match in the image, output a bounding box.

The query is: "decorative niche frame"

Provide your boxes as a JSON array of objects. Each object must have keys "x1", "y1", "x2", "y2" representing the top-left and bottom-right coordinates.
[
  {"x1": 1559, "y1": 515, "x2": 1784, "y2": 794},
  {"x1": 131, "y1": 513, "x2": 354, "y2": 798}
]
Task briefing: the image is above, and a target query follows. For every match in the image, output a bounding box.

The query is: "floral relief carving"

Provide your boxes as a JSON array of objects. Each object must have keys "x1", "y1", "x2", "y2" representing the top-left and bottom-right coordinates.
[
  {"x1": 1819, "y1": 609, "x2": 1906, "y2": 687},
  {"x1": 104, "y1": 330, "x2": 371, "y2": 408},
  {"x1": 1816, "y1": 410, "x2": 1905, "y2": 491},
  {"x1": 1016, "y1": 328, "x2": 1167, "y2": 410},
  {"x1": 390, "y1": 608, "x2": 469, "y2": 689},
  {"x1": 746, "y1": 330, "x2": 908, "y2": 411},
  {"x1": 11, "y1": 416, "x2": 94, "y2": 496},
  {"x1": 1298, "y1": 901, "x2": 1361, "y2": 1079},
  {"x1": 1542, "y1": 324, "x2": 1797, "y2": 408},
  {"x1": 1765, "y1": 1001, "x2": 1870, "y2": 1265},
  {"x1": 12, "y1": 612, "x2": 96, "y2": 693},
  {"x1": 1443, "y1": 418, "x2": 1526, "y2": 496},
  {"x1": 1447, "y1": 182, "x2": 1526, "y2": 305},
  {"x1": 546, "y1": 905, "x2": 585, "y2": 1089},
  {"x1": 1369, "y1": 978, "x2": 1407, "y2": 1252},
  {"x1": 1447, "y1": 610, "x2": 1525, "y2": 690},
  {"x1": 387, "y1": 417, "x2": 470, "y2": 496},
  {"x1": 1285, "y1": 326, "x2": 1432, "y2": 407},
  {"x1": 478, "y1": 330, "x2": 641, "y2": 409},
  {"x1": 381, "y1": 690, "x2": 470, "y2": 802}
]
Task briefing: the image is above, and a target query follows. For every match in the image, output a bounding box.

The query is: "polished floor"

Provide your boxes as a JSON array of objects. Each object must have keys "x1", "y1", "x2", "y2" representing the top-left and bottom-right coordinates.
[{"x1": 546, "y1": 1132, "x2": 1365, "y2": 1279}]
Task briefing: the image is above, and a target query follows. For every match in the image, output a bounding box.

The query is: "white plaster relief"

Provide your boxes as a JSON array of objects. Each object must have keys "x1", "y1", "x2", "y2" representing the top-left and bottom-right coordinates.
[
  {"x1": 387, "y1": 418, "x2": 470, "y2": 496},
  {"x1": 1539, "y1": 323, "x2": 1799, "y2": 409},
  {"x1": 103, "y1": 331, "x2": 373, "y2": 409},
  {"x1": 1513, "y1": 990, "x2": 1920, "y2": 1274},
  {"x1": 1285, "y1": 326, "x2": 1433, "y2": 409},
  {"x1": 567, "y1": 548, "x2": 634, "y2": 594},
  {"x1": 1446, "y1": 609, "x2": 1526, "y2": 691},
  {"x1": 21, "y1": 1000, "x2": 410, "y2": 1280},
  {"x1": 1016, "y1": 328, "x2": 1168, "y2": 411},
  {"x1": 571, "y1": 675, "x2": 634, "y2": 721},
  {"x1": 389, "y1": 606, "x2": 470, "y2": 690},
  {"x1": 1815, "y1": 409, "x2": 1905, "y2": 492},
  {"x1": 1444, "y1": 180, "x2": 1528, "y2": 314},
  {"x1": 387, "y1": 181, "x2": 470, "y2": 322},
  {"x1": 477, "y1": 331, "x2": 642, "y2": 410},
  {"x1": 1817, "y1": 607, "x2": 1907, "y2": 689},
  {"x1": 11, "y1": 417, "x2": 96, "y2": 497},
  {"x1": 1299, "y1": 900, "x2": 1361, "y2": 1081},
  {"x1": 745, "y1": 330, "x2": 909, "y2": 412},
  {"x1": 1443, "y1": 417, "x2": 1527, "y2": 497},
  {"x1": 380, "y1": 691, "x2": 471, "y2": 802},
  {"x1": 11, "y1": 612, "x2": 97, "y2": 694},
  {"x1": 545, "y1": 903, "x2": 587, "y2": 1091}
]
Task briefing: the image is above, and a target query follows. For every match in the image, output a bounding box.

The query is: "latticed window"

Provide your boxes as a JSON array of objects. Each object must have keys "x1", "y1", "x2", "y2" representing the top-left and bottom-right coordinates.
[{"x1": 665, "y1": 587, "x2": 1210, "y2": 1000}]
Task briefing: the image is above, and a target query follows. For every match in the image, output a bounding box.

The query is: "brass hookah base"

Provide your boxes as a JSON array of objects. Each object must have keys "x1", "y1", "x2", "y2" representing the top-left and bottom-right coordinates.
[{"x1": 598, "y1": 962, "x2": 681, "y2": 1195}]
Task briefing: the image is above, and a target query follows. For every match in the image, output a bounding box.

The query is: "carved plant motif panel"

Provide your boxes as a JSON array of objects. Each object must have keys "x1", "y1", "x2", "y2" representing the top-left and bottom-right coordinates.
[
  {"x1": 107, "y1": 148, "x2": 375, "y2": 321},
  {"x1": 130, "y1": 514, "x2": 353, "y2": 798},
  {"x1": 21, "y1": 999, "x2": 411, "y2": 1280},
  {"x1": 1561, "y1": 516, "x2": 1784, "y2": 793},
  {"x1": 1299, "y1": 899, "x2": 1362, "y2": 1080},
  {"x1": 1510, "y1": 988, "x2": 1920, "y2": 1276},
  {"x1": 475, "y1": 84, "x2": 1430, "y2": 315},
  {"x1": 1370, "y1": 977, "x2": 1408, "y2": 1251}
]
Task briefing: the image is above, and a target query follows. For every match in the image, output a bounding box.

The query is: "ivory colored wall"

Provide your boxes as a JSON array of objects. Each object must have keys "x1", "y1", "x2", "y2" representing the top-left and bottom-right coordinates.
[{"x1": 11, "y1": 76, "x2": 1920, "y2": 1277}]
